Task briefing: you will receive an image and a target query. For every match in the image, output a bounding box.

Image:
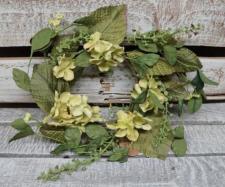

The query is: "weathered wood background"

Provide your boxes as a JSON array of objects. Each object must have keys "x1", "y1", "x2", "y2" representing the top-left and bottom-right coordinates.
[
  {"x1": 1, "y1": 0, "x2": 225, "y2": 186},
  {"x1": 0, "y1": 57, "x2": 224, "y2": 104},
  {"x1": 0, "y1": 0, "x2": 225, "y2": 47}
]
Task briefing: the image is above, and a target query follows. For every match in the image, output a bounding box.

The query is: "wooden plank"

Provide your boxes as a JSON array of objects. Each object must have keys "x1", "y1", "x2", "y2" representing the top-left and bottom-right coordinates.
[
  {"x1": 0, "y1": 156, "x2": 225, "y2": 186},
  {"x1": 0, "y1": 57, "x2": 224, "y2": 103},
  {"x1": 0, "y1": 103, "x2": 225, "y2": 156},
  {"x1": 0, "y1": 0, "x2": 225, "y2": 47}
]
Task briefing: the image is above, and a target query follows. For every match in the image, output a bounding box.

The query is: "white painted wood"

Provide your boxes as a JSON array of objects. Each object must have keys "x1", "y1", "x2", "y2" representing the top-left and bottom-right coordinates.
[
  {"x1": 0, "y1": 57, "x2": 224, "y2": 103},
  {"x1": 0, "y1": 0, "x2": 225, "y2": 47},
  {"x1": 0, "y1": 156, "x2": 225, "y2": 187},
  {"x1": 0, "y1": 104, "x2": 225, "y2": 156}
]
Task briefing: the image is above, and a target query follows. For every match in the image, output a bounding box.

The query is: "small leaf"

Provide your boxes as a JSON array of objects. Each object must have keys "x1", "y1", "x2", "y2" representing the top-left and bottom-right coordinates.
[
  {"x1": 75, "y1": 51, "x2": 90, "y2": 67},
  {"x1": 65, "y1": 128, "x2": 81, "y2": 146},
  {"x1": 86, "y1": 124, "x2": 108, "y2": 139},
  {"x1": 198, "y1": 70, "x2": 219, "y2": 86},
  {"x1": 11, "y1": 119, "x2": 30, "y2": 131},
  {"x1": 172, "y1": 139, "x2": 187, "y2": 156},
  {"x1": 31, "y1": 28, "x2": 56, "y2": 52},
  {"x1": 173, "y1": 126, "x2": 184, "y2": 139},
  {"x1": 149, "y1": 90, "x2": 164, "y2": 109},
  {"x1": 191, "y1": 71, "x2": 204, "y2": 91},
  {"x1": 9, "y1": 130, "x2": 34, "y2": 143},
  {"x1": 108, "y1": 147, "x2": 128, "y2": 162},
  {"x1": 188, "y1": 96, "x2": 202, "y2": 113},
  {"x1": 9, "y1": 119, "x2": 34, "y2": 143},
  {"x1": 135, "y1": 53, "x2": 160, "y2": 67},
  {"x1": 163, "y1": 45, "x2": 177, "y2": 65},
  {"x1": 13, "y1": 68, "x2": 30, "y2": 91},
  {"x1": 136, "y1": 41, "x2": 158, "y2": 53}
]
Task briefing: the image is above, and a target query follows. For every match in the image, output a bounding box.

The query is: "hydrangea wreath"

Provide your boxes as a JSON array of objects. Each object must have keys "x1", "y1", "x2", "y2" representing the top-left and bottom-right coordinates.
[{"x1": 10, "y1": 5, "x2": 218, "y2": 181}]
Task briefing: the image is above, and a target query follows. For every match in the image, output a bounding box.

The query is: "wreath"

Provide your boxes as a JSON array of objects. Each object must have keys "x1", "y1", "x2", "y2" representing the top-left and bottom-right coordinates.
[{"x1": 10, "y1": 5, "x2": 218, "y2": 181}]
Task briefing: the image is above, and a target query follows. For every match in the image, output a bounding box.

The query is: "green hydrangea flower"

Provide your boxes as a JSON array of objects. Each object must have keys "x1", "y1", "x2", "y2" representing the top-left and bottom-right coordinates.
[
  {"x1": 53, "y1": 55, "x2": 75, "y2": 81},
  {"x1": 84, "y1": 32, "x2": 124, "y2": 72},
  {"x1": 107, "y1": 110, "x2": 152, "y2": 142},
  {"x1": 131, "y1": 77, "x2": 168, "y2": 113},
  {"x1": 48, "y1": 13, "x2": 64, "y2": 27},
  {"x1": 43, "y1": 92, "x2": 103, "y2": 130}
]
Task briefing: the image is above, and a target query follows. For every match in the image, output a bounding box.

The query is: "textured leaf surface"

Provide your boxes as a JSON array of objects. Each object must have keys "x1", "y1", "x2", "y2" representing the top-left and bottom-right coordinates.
[
  {"x1": 30, "y1": 63, "x2": 56, "y2": 113},
  {"x1": 39, "y1": 125, "x2": 66, "y2": 143},
  {"x1": 188, "y1": 96, "x2": 202, "y2": 113},
  {"x1": 172, "y1": 139, "x2": 187, "y2": 156},
  {"x1": 13, "y1": 68, "x2": 30, "y2": 91},
  {"x1": 86, "y1": 124, "x2": 108, "y2": 139},
  {"x1": 131, "y1": 117, "x2": 173, "y2": 160},
  {"x1": 74, "y1": 5, "x2": 126, "y2": 44}
]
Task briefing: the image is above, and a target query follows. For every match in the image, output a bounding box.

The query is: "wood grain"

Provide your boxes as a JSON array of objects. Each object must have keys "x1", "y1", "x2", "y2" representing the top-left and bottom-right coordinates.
[
  {"x1": 0, "y1": 0, "x2": 225, "y2": 47},
  {"x1": 0, "y1": 57, "x2": 223, "y2": 104},
  {"x1": 0, "y1": 104, "x2": 225, "y2": 156},
  {"x1": 1, "y1": 156, "x2": 225, "y2": 187}
]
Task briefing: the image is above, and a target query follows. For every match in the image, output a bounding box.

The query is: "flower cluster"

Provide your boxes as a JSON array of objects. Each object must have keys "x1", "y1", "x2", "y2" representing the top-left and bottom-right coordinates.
[
  {"x1": 53, "y1": 55, "x2": 76, "y2": 81},
  {"x1": 43, "y1": 92, "x2": 103, "y2": 130},
  {"x1": 48, "y1": 13, "x2": 64, "y2": 28},
  {"x1": 131, "y1": 77, "x2": 168, "y2": 113},
  {"x1": 107, "y1": 110, "x2": 152, "y2": 142},
  {"x1": 84, "y1": 32, "x2": 124, "y2": 72}
]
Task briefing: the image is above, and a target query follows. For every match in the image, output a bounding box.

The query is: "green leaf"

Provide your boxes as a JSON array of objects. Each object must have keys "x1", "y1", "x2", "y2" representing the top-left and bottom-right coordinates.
[
  {"x1": 148, "y1": 58, "x2": 201, "y2": 76},
  {"x1": 30, "y1": 63, "x2": 57, "y2": 113},
  {"x1": 163, "y1": 45, "x2": 177, "y2": 65},
  {"x1": 188, "y1": 96, "x2": 202, "y2": 113},
  {"x1": 74, "y1": 5, "x2": 126, "y2": 44},
  {"x1": 176, "y1": 48, "x2": 202, "y2": 70},
  {"x1": 11, "y1": 119, "x2": 30, "y2": 131},
  {"x1": 149, "y1": 90, "x2": 164, "y2": 109},
  {"x1": 173, "y1": 126, "x2": 184, "y2": 139},
  {"x1": 198, "y1": 70, "x2": 218, "y2": 86},
  {"x1": 51, "y1": 144, "x2": 70, "y2": 155},
  {"x1": 9, "y1": 119, "x2": 34, "y2": 143},
  {"x1": 65, "y1": 128, "x2": 81, "y2": 146},
  {"x1": 85, "y1": 124, "x2": 109, "y2": 139},
  {"x1": 134, "y1": 53, "x2": 160, "y2": 67},
  {"x1": 136, "y1": 41, "x2": 158, "y2": 53},
  {"x1": 171, "y1": 139, "x2": 187, "y2": 156},
  {"x1": 31, "y1": 28, "x2": 56, "y2": 52},
  {"x1": 191, "y1": 71, "x2": 204, "y2": 91},
  {"x1": 75, "y1": 51, "x2": 90, "y2": 67},
  {"x1": 13, "y1": 68, "x2": 30, "y2": 91},
  {"x1": 9, "y1": 130, "x2": 34, "y2": 143},
  {"x1": 108, "y1": 147, "x2": 128, "y2": 162},
  {"x1": 39, "y1": 125, "x2": 66, "y2": 143},
  {"x1": 131, "y1": 116, "x2": 173, "y2": 160}
]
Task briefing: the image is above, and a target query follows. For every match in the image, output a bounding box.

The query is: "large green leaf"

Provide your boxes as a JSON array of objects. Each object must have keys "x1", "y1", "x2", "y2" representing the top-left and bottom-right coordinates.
[
  {"x1": 13, "y1": 68, "x2": 30, "y2": 91},
  {"x1": 176, "y1": 48, "x2": 202, "y2": 70},
  {"x1": 133, "y1": 53, "x2": 160, "y2": 67},
  {"x1": 163, "y1": 45, "x2": 177, "y2": 65},
  {"x1": 74, "y1": 5, "x2": 126, "y2": 44},
  {"x1": 108, "y1": 147, "x2": 128, "y2": 162},
  {"x1": 130, "y1": 116, "x2": 173, "y2": 160},
  {"x1": 65, "y1": 127, "x2": 81, "y2": 146},
  {"x1": 86, "y1": 124, "x2": 108, "y2": 139},
  {"x1": 30, "y1": 63, "x2": 56, "y2": 113},
  {"x1": 39, "y1": 125, "x2": 66, "y2": 143},
  {"x1": 31, "y1": 28, "x2": 56, "y2": 52}
]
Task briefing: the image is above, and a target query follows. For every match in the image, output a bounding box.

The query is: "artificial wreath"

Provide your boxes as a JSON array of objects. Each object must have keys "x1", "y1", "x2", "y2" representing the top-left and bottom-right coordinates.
[{"x1": 10, "y1": 5, "x2": 218, "y2": 181}]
